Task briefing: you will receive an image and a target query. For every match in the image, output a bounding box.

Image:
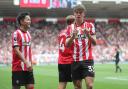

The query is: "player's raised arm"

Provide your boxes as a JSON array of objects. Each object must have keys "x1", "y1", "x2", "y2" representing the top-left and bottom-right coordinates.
[
  {"x1": 82, "y1": 22, "x2": 97, "y2": 45},
  {"x1": 83, "y1": 28, "x2": 97, "y2": 45},
  {"x1": 65, "y1": 28, "x2": 78, "y2": 47}
]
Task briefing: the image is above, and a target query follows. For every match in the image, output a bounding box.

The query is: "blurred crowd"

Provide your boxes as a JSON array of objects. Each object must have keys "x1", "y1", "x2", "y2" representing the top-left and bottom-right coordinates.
[
  {"x1": 0, "y1": 20, "x2": 128, "y2": 65},
  {"x1": 94, "y1": 22, "x2": 128, "y2": 62}
]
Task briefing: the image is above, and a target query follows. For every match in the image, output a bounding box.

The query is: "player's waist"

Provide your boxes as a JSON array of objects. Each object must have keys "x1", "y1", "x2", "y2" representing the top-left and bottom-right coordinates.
[
  {"x1": 72, "y1": 60, "x2": 94, "y2": 64},
  {"x1": 73, "y1": 55, "x2": 93, "y2": 60}
]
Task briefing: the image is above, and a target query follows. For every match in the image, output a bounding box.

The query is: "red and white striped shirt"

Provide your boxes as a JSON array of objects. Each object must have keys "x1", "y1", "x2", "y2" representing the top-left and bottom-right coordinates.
[
  {"x1": 58, "y1": 29, "x2": 73, "y2": 64},
  {"x1": 12, "y1": 29, "x2": 32, "y2": 71},
  {"x1": 66, "y1": 21, "x2": 95, "y2": 62}
]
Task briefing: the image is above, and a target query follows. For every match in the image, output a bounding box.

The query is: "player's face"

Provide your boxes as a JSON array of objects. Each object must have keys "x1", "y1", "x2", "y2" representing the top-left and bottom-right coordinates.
[
  {"x1": 74, "y1": 10, "x2": 85, "y2": 21},
  {"x1": 22, "y1": 15, "x2": 31, "y2": 29}
]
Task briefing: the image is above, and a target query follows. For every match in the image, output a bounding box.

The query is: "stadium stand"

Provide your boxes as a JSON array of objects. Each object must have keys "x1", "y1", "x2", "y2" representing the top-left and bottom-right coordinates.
[
  {"x1": 0, "y1": 0, "x2": 128, "y2": 65},
  {"x1": 0, "y1": 18, "x2": 128, "y2": 65}
]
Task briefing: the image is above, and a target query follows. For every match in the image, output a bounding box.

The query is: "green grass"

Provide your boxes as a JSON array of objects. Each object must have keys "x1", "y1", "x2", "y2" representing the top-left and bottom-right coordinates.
[{"x1": 0, "y1": 63, "x2": 128, "y2": 89}]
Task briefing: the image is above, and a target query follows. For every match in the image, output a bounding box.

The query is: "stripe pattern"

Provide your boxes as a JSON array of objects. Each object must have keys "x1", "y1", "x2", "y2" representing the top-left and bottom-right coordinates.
[
  {"x1": 67, "y1": 22, "x2": 95, "y2": 61},
  {"x1": 12, "y1": 29, "x2": 32, "y2": 71}
]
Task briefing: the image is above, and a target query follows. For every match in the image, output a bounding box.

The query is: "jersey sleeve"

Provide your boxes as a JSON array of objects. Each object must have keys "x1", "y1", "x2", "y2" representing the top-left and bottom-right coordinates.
[
  {"x1": 90, "y1": 23, "x2": 95, "y2": 35},
  {"x1": 12, "y1": 31, "x2": 20, "y2": 47}
]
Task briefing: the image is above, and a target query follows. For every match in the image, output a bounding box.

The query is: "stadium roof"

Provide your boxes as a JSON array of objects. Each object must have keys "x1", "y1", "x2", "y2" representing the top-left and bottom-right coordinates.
[{"x1": 0, "y1": 0, "x2": 128, "y2": 18}]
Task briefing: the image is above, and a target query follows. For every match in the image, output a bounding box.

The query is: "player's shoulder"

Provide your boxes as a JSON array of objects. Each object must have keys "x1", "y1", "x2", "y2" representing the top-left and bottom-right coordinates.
[
  {"x1": 66, "y1": 23, "x2": 74, "y2": 29},
  {"x1": 59, "y1": 33, "x2": 66, "y2": 37},
  {"x1": 58, "y1": 29, "x2": 67, "y2": 37},
  {"x1": 12, "y1": 29, "x2": 23, "y2": 38},
  {"x1": 84, "y1": 21, "x2": 94, "y2": 27},
  {"x1": 66, "y1": 23, "x2": 75, "y2": 32},
  {"x1": 12, "y1": 29, "x2": 19, "y2": 34}
]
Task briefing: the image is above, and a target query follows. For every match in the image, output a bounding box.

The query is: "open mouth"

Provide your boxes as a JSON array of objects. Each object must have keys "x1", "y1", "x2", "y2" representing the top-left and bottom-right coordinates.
[{"x1": 77, "y1": 16, "x2": 81, "y2": 18}]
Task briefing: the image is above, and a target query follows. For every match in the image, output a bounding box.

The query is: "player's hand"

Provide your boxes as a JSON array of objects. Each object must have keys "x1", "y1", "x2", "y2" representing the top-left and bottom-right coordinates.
[
  {"x1": 28, "y1": 66, "x2": 33, "y2": 72},
  {"x1": 83, "y1": 28, "x2": 90, "y2": 37},
  {"x1": 25, "y1": 61, "x2": 33, "y2": 72},
  {"x1": 71, "y1": 29, "x2": 78, "y2": 39},
  {"x1": 83, "y1": 28, "x2": 90, "y2": 33}
]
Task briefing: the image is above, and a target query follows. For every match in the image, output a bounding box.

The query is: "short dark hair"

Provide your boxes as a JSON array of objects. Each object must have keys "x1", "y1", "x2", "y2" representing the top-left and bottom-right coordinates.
[
  {"x1": 73, "y1": 4, "x2": 86, "y2": 13},
  {"x1": 17, "y1": 12, "x2": 30, "y2": 25},
  {"x1": 66, "y1": 15, "x2": 75, "y2": 25}
]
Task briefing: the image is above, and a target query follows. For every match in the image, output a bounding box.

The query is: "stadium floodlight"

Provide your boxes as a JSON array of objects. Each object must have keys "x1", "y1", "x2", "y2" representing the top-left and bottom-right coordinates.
[{"x1": 13, "y1": 0, "x2": 19, "y2": 5}]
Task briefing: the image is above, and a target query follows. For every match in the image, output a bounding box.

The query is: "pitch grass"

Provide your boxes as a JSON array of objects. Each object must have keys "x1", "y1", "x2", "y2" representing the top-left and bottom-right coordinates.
[{"x1": 0, "y1": 63, "x2": 128, "y2": 89}]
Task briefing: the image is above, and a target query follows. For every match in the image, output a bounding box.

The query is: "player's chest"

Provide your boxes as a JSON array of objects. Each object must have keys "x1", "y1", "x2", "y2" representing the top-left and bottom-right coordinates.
[
  {"x1": 74, "y1": 27, "x2": 87, "y2": 40},
  {"x1": 19, "y1": 33, "x2": 31, "y2": 46}
]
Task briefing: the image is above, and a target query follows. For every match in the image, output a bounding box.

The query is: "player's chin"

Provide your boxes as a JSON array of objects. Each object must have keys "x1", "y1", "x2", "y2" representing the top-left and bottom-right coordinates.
[{"x1": 27, "y1": 25, "x2": 31, "y2": 29}]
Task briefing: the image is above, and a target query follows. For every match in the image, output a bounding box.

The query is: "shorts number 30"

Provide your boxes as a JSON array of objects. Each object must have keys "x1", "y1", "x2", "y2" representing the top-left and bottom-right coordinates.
[{"x1": 88, "y1": 66, "x2": 94, "y2": 72}]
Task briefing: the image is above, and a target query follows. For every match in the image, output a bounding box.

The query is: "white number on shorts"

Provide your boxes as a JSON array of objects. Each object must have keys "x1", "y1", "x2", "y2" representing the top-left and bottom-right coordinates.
[{"x1": 88, "y1": 66, "x2": 94, "y2": 72}]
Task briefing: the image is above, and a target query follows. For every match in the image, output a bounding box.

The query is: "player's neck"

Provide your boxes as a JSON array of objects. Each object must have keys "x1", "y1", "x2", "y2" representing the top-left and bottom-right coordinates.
[
  {"x1": 19, "y1": 26, "x2": 28, "y2": 32},
  {"x1": 75, "y1": 19, "x2": 84, "y2": 26}
]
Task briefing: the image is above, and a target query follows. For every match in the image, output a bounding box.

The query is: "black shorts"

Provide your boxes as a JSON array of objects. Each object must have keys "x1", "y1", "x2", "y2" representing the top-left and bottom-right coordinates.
[
  {"x1": 71, "y1": 60, "x2": 95, "y2": 80},
  {"x1": 58, "y1": 64, "x2": 72, "y2": 82},
  {"x1": 12, "y1": 71, "x2": 35, "y2": 86}
]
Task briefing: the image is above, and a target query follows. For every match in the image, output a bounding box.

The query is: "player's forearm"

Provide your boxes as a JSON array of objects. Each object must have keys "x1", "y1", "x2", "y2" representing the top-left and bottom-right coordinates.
[
  {"x1": 83, "y1": 28, "x2": 96, "y2": 45},
  {"x1": 14, "y1": 47, "x2": 27, "y2": 64},
  {"x1": 88, "y1": 35, "x2": 97, "y2": 45},
  {"x1": 65, "y1": 37, "x2": 74, "y2": 47}
]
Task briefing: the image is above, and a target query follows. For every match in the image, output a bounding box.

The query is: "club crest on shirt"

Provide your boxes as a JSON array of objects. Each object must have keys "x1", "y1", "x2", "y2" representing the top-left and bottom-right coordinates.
[
  {"x1": 76, "y1": 34, "x2": 87, "y2": 39},
  {"x1": 75, "y1": 27, "x2": 87, "y2": 39}
]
